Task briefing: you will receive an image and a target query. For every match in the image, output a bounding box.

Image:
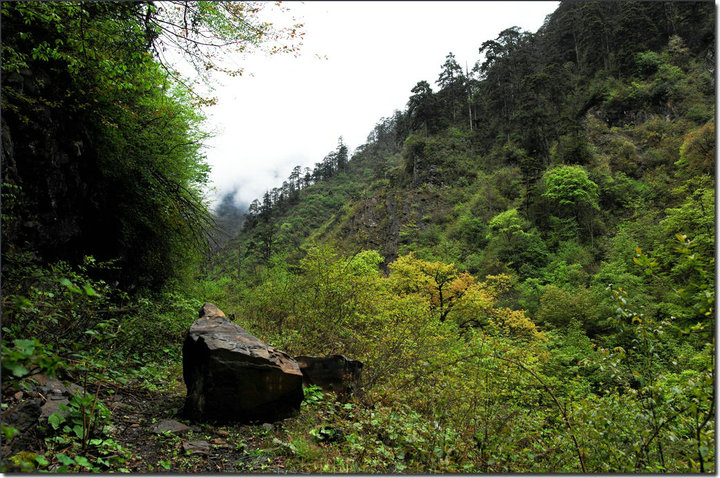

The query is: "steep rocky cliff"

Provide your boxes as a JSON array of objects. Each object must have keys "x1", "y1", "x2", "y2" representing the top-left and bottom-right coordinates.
[{"x1": 2, "y1": 66, "x2": 110, "y2": 264}]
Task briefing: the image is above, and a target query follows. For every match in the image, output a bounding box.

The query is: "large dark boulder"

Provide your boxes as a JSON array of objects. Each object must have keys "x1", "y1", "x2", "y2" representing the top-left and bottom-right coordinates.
[
  {"x1": 182, "y1": 303, "x2": 304, "y2": 423},
  {"x1": 295, "y1": 355, "x2": 363, "y2": 398}
]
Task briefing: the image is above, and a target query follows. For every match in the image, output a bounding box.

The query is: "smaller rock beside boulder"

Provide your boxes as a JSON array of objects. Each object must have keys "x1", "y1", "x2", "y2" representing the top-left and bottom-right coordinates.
[{"x1": 295, "y1": 355, "x2": 363, "y2": 398}]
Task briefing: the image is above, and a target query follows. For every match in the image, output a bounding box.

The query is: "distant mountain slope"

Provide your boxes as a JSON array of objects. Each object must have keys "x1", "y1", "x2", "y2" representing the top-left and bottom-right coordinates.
[{"x1": 213, "y1": 0, "x2": 714, "y2": 295}]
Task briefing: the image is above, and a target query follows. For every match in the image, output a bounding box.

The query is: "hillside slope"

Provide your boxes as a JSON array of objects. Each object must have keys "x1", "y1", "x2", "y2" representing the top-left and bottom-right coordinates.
[
  {"x1": 2, "y1": 0, "x2": 714, "y2": 473},
  {"x1": 218, "y1": 0, "x2": 714, "y2": 307},
  {"x1": 198, "y1": 2, "x2": 715, "y2": 471}
]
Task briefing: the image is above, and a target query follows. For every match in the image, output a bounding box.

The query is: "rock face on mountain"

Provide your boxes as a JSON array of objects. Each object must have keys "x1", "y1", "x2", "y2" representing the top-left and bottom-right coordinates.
[
  {"x1": 182, "y1": 303, "x2": 304, "y2": 423},
  {"x1": 295, "y1": 355, "x2": 363, "y2": 398}
]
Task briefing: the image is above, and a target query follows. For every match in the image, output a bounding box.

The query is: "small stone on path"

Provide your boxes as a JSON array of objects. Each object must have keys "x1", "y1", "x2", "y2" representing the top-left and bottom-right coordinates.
[
  {"x1": 182, "y1": 440, "x2": 211, "y2": 455},
  {"x1": 152, "y1": 419, "x2": 191, "y2": 435}
]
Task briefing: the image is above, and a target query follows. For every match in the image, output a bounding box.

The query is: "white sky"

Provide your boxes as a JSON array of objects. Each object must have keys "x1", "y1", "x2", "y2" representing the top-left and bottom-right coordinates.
[{"x1": 202, "y1": 1, "x2": 559, "y2": 208}]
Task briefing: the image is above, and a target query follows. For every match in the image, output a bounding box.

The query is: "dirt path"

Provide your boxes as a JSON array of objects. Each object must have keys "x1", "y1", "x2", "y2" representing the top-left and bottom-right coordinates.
[
  {"x1": 108, "y1": 388, "x2": 294, "y2": 473},
  {"x1": 3, "y1": 371, "x2": 305, "y2": 473}
]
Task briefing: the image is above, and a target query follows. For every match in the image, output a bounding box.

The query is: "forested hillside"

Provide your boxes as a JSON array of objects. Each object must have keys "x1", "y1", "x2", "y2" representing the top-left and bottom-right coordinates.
[{"x1": 2, "y1": 1, "x2": 715, "y2": 473}]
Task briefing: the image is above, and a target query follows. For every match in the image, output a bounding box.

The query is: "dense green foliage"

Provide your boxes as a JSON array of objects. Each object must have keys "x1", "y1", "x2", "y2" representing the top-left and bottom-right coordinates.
[
  {"x1": 209, "y1": 0, "x2": 715, "y2": 472},
  {"x1": 0, "y1": 1, "x2": 302, "y2": 472},
  {"x1": 2, "y1": 0, "x2": 715, "y2": 473},
  {"x1": 1, "y1": 1, "x2": 302, "y2": 289},
  {"x1": 1, "y1": 2, "x2": 212, "y2": 288}
]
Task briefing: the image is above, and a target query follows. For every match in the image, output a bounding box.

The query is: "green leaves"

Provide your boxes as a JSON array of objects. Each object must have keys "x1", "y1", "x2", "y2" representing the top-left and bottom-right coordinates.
[
  {"x1": 59, "y1": 278, "x2": 82, "y2": 295},
  {"x1": 632, "y1": 246, "x2": 658, "y2": 276},
  {"x1": 47, "y1": 413, "x2": 65, "y2": 430},
  {"x1": 1, "y1": 338, "x2": 61, "y2": 379},
  {"x1": 55, "y1": 453, "x2": 74, "y2": 466},
  {"x1": 3, "y1": 360, "x2": 29, "y2": 378},
  {"x1": 302, "y1": 385, "x2": 324, "y2": 408},
  {"x1": 488, "y1": 208, "x2": 528, "y2": 242},
  {"x1": 2, "y1": 1, "x2": 221, "y2": 289},
  {"x1": 542, "y1": 165, "x2": 599, "y2": 211},
  {"x1": 1, "y1": 423, "x2": 20, "y2": 441}
]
